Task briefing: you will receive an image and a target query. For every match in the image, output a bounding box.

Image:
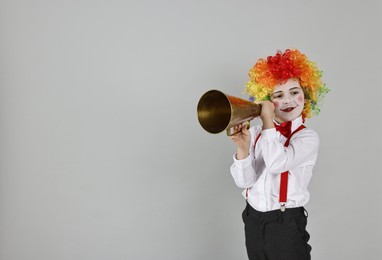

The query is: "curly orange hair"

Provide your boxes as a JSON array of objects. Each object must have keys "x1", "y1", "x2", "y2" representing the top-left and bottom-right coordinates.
[{"x1": 246, "y1": 49, "x2": 329, "y2": 118}]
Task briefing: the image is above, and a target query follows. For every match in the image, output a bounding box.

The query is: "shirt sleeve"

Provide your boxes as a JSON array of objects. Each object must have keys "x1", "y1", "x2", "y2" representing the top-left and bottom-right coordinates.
[
  {"x1": 229, "y1": 126, "x2": 260, "y2": 188},
  {"x1": 260, "y1": 128, "x2": 320, "y2": 174}
]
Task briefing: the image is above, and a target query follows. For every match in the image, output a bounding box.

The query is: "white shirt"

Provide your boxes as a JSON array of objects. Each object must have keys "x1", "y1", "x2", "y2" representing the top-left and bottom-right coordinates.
[{"x1": 230, "y1": 116, "x2": 319, "y2": 212}]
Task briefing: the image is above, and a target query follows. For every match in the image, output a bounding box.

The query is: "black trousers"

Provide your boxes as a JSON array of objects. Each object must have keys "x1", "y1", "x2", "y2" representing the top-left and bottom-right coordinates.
[{"x1": 242, "y1": 203, "x2": 311, "y2": 260}]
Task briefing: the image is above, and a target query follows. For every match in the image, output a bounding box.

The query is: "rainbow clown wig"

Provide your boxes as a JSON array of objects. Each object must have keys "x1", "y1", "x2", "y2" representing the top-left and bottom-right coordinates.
[{"x1": 245, "y1": 49, "x2": 329, "y2": 118}]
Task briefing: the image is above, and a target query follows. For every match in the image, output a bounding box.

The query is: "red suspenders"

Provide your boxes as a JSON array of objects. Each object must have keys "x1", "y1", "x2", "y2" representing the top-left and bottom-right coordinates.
[{"x1": 247, "y1": 124, "x2": 306, "y2": 212}]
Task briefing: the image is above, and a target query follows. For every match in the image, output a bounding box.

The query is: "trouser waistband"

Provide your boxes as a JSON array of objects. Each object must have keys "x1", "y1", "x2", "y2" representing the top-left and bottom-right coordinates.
[{"x1": 245, "y1": 203, "x2": 307, "y2": 221}]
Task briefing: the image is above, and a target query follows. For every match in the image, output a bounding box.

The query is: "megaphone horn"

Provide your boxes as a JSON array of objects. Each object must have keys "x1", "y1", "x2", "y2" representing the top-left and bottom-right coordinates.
[{"x1": 197, "y1": 90, "x2": 261, "y2": 136}]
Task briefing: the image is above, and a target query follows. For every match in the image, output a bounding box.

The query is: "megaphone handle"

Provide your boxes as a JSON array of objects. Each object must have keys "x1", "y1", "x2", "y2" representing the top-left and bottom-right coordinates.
[{"x1": 226, "y1": 121, "x2": 250, "y2": 136}]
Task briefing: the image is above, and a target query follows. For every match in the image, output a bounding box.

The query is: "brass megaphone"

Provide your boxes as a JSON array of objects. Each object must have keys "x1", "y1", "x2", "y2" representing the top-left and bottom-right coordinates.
[{"x1": 197, "y1": 90, "x2": 261, "y2": 135}]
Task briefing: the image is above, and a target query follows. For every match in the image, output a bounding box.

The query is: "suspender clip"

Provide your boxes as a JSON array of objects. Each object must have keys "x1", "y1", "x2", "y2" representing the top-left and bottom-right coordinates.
[{"x1": 280, "y1": 203, "x2": 286, "y2": 212}]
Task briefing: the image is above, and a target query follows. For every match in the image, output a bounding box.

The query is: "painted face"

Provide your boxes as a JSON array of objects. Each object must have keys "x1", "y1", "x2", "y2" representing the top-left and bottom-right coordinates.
[{"x1": 270, "y1": 79, "x2": 305, "y2": 123}]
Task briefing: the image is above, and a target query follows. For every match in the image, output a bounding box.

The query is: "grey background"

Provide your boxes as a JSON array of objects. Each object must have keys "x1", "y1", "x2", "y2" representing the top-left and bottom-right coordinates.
[{"x1": 1, "y1": 0, "x2": 381, "y2": 259}]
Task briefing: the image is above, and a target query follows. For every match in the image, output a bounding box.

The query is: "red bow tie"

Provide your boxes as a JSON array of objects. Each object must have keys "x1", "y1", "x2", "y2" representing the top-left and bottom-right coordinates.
[{"x1": 275, "y1": 121, "x2": 292, "y2": 138}]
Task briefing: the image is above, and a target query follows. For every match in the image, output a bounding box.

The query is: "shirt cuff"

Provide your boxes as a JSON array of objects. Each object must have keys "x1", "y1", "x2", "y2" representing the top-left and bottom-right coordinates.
[
  {"x1": 261, "y1": 128, "x2": 277, "y2": 140},
  {"x1": 232, "y1": 153, "x2": 252, "y2": 169}
]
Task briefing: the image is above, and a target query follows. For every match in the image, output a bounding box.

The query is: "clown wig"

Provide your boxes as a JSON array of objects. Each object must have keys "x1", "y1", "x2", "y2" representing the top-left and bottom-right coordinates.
[{"x1": 245, "y1": 49, "x2": 329, "y2": 118}]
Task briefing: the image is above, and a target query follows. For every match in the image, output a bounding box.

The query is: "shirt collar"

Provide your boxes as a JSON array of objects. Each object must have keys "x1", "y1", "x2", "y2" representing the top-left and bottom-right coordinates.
[{"x1": 273, "y1": 116, "x2": 304, "y2": 133}]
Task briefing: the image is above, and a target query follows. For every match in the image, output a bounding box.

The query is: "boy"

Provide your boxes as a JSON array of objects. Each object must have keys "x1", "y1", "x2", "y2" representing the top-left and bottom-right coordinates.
[{"x1": 229, "y1": 49, "x2": 329, "y2": 260}]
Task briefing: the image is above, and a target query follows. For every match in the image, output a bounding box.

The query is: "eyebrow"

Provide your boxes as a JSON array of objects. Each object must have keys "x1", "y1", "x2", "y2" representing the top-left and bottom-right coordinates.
[{"x1": 272, "y1": 87, "x2": 302, "y2": 95}]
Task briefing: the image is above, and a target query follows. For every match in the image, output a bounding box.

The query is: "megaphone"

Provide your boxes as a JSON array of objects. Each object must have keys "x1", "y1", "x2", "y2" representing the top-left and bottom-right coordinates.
[{"x1": 197, "y1": 90, "x2": 261, "y2": 136}]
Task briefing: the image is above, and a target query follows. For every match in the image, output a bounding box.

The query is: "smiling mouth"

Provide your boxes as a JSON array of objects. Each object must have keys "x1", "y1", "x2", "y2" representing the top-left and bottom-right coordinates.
[{"x1": 281, "y1": 107, "x2": 297, "y2": 112}]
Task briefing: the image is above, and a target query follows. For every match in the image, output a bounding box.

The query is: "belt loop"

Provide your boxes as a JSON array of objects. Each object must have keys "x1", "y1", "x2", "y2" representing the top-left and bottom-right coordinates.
[{"x1": 303, "y1": 207, "x2": 309, "y2": 218}]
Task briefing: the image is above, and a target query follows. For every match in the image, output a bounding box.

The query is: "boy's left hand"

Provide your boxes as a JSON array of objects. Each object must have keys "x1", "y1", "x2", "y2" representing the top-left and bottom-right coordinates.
[
  {"x1": 255, "y1": 100, "x2": 275, "y2": 130},
  {"x1": 255, "y1": 100, "x2": 275, "y2": 120}
]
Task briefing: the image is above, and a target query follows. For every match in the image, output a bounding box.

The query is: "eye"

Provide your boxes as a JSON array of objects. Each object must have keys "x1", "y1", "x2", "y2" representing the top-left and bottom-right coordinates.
[
  {"x1": 291, "y1": 90, "x2": 301, "y2": 95},
  {"x1": 272, "y1": 94, "x2": 282, "y2": 99}
]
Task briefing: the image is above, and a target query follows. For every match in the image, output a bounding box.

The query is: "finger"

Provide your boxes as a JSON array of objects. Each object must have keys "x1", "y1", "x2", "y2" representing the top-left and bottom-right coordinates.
[
  {"x1": 241, "y1": 125, "x2": 247, "y2": 134},
  {"x1": 229, "y1": 133, "x2": 241, "y2": 140},
  {"x1": 233, "y1": 124, "x2": 243, "y2": 132}
]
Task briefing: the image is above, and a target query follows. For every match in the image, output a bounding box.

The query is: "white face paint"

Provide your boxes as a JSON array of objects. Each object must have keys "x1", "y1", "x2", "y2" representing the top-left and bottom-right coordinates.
[{"x1": 270, "y1": 79, "x2": 305, "y2": 123}]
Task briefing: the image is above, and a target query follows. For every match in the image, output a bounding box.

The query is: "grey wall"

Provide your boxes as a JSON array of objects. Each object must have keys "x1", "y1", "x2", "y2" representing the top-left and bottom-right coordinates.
[{"x1": 1, "y1": 0, "x2": 381, "y2": 259}]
